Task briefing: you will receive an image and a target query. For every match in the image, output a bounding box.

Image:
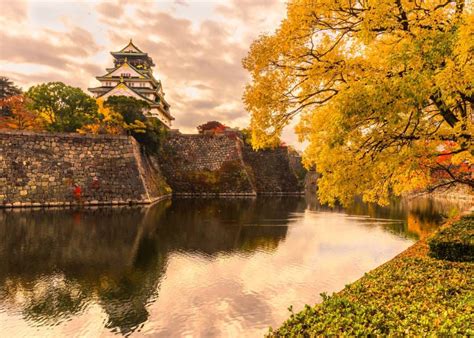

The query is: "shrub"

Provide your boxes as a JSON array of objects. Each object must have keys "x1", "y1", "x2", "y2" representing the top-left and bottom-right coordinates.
[
  {"x1": 429, "y1": 215, "x2": 474, "y2": 262},
  {"x1": 197, "y1": 121, "x2": 227, "y2": 135}
]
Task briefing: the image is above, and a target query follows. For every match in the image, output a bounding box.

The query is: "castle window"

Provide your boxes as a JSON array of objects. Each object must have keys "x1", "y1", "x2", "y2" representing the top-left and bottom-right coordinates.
[{"x1": 122, "y1": 73, "x2": 131, "y2": 78}]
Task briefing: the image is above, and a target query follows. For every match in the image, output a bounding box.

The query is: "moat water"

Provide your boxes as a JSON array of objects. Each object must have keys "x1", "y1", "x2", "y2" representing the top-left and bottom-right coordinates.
[{"x1": 0, "y1": 196, "x2": 469, "y2": 337}]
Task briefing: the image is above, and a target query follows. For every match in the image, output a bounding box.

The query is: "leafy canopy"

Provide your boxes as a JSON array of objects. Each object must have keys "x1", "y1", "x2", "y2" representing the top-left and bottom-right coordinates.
[
  {"x1": 77, "y1": 99, "x2": 126, "y2": 135},
  {"x1": 243, "y1": 0, "x2": 473, "y2": 205},
  {"x1": 0, "y1": 76, "x2": 22, "y2": 100},
  {"x1": 104, "y1": 95, "x2": 149, "y2": 128},
  {"x1": 26, "y1": 82, "x2": 99, "y2": 132},
  {"x1": 0, "y1": 77, "x2": 22, "y2": 116},
  {"x1": 0, "y1": 95, "x2": 43, "y2": 131},
  {"x1": 104, "y1": 95, "x2": 165, "y2": 153}
]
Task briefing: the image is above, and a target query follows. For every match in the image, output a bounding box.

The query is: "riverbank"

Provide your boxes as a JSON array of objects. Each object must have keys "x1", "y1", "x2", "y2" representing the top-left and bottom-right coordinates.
[{"x1": 270, "y1": 214, "x2": 474, "y2": 336}]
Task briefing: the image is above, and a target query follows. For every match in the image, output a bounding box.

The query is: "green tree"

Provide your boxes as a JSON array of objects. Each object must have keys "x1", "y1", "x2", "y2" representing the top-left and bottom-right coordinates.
[
  {"x1": 243, "y1": 0, "x2": 473, "y2": 206},
  {"x1": 104, "y1": 95, "x2": 165, "y2": 153},
  {"x1": 0, "y1": 77, "x2": 22, "y2": 116},
  {"x1": 26, "y1": 82, "x2": 99, "y2": 132},
  {"x1": 135, "y1": 117, "x2": 166, "y2": 154},
  {"x1": 0, "y1": 77, "x2": 22, "y2": 99},
  {"x1": 104, "y1": 95, "x2": 149, "y2": 126}
]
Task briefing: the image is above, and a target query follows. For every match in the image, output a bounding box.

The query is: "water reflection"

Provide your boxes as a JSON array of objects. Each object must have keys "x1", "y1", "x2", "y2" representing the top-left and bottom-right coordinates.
[
  {"x1": 306, "y1": 194, "x2": 468, "y2": 239},
  {"x1": 0, "y1": 196, "x2": 469, "y2": 336},
  {"x1": 0, "y1": 198, "x2": 300, "y2": 335}
]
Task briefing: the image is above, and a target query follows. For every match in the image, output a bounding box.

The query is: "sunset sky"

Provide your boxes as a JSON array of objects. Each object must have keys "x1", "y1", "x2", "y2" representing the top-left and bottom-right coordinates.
[{"x1": 0, "y1": 0, "x2": 303, "y2": 144}]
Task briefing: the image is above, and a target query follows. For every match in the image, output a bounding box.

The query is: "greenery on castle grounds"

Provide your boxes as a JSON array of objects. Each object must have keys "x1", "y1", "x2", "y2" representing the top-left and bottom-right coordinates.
[
  {"x1": 244, "y1": 0, "x2": 473, "y2": 206},
  {"x1": 0, "y1": 80, "x2": 165, "y2": 152},
  {"x1": 270, "y1": 215, "x2": 474, "y2": 336},
  {"x1": 26, "y1": 82, "x2": 100, "y2": 132},
  {"x1": 103, "y1": 95, "x2": 166, "y2": 154},
  {"x1": 0, "y1": 76, "x2": 22, "y2": 116},
  {"x1": 429, "y1": 214, "x2": 474, "y2": 262}
]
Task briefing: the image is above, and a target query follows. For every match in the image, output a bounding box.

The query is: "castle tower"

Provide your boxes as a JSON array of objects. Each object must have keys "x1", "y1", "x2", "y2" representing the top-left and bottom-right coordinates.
[{"x1": 89, "y1": 40, "x2": 174, "y2": 128}]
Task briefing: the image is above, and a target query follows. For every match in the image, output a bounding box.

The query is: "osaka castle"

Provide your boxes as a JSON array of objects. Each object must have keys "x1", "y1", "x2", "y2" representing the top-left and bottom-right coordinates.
[{"x1": 89, "y1": 40, "x2": 174, "y2": 127}]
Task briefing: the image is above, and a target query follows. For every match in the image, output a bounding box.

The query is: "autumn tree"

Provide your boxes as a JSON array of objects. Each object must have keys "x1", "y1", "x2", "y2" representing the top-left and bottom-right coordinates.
[
  {"x1": 26, "y1": 82, "x2": 99, "y2": 132},
  {"x1": 105, "y1": 96, "x2": 148, "y2": 123},
  {"x1": 0, "y1": 95, "x2": 43, "y2": 131},
  {"x1": 77, "y1": 99, "x2": 126, "y2": 135},
  {"x1": 243, "y1": 0, "x2": 473, "y2": 205},
  {"x1": 197, "y1": 121, "x2": 227, "y2": 134}
]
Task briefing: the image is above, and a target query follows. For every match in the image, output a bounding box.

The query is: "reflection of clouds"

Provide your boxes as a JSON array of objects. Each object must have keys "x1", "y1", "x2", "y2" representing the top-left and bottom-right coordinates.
[
  {"x1": 140, "y1": 211, "x2": 412, "y2": 337},
  {"x1": 0, "y1": 198, "x2": 423, "y2": 337}
]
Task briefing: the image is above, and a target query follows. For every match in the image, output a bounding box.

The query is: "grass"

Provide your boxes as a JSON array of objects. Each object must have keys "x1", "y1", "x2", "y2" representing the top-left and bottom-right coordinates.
[{"x1": 270, "y1": 215, "x2": 474, "y2": 336}]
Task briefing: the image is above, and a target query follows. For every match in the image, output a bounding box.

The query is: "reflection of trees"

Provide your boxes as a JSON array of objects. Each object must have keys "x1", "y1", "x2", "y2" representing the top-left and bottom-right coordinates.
[
  {"x1": 149, "y1": 198, "x2": 298, "y2": 255},
  {"x1": 0, "y1": 197, "x2": 298, "y2": 335},
  {"x1": 304, "y1": 193, "x2": 471, "y2": 239}
]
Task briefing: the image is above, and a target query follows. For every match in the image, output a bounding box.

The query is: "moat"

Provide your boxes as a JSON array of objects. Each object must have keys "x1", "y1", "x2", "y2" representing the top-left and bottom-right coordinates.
[{"x1": 0, "y1": 196, "x2": 468, "y2": 337}]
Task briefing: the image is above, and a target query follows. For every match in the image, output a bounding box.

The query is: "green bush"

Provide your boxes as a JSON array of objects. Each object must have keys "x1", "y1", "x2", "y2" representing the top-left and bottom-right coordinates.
[{"x1": 429, "y1": 215, "x2": 474, "y2": 262}]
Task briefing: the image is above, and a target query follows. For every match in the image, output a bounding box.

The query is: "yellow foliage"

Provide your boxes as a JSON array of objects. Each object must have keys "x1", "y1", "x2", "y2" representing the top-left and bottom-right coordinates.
[
  {"x1": 244, "y1": 0, "x2": 473, "y2": 205},
  {"x1": 77, "y1": 99, "x2": 126, "y2": 135}
]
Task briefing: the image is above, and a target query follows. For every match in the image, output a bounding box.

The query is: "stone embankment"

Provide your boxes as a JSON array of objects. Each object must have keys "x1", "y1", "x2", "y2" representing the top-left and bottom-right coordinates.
[
  {"x1": 0, "y1": 130, "x2": 306, "y2": 207},
  {"x1": 158, "y1": 134, "x2": 256, "y2": 195},
  {"x1": 158, "y1": 133, "x2": 305, "y2": 196},
  {"x1": 0, "y1": 130, "x2": 169, "y2": 207}
]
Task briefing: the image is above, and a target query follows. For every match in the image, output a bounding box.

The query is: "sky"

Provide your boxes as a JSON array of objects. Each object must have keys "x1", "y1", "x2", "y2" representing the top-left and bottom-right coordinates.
[{"x1": 0, "y1": 0, "x2": 302, "y2": 145}]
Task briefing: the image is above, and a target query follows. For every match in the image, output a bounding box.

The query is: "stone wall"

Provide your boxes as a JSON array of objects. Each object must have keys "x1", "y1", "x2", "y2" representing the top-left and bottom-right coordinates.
[
  {"x1": 242, "y1": 146, "x2": 303, "y2": 194},
  {"x1": 0, "y1": 130, "x2": 169, "y2": 207},
  {"x1": 159, "y1": 134, "x2": 256, "y2": 195},
  {"x1": 159, "y1": 134, "x2": 305, "y2": 195},
  {"x1": 0, "y1": 130, "x2": 306, "y2": 206}
]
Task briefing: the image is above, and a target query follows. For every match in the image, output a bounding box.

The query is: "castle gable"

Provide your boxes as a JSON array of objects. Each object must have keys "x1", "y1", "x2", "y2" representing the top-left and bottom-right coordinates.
[
  {"x1": 99, "y1": 83, "x2": 147, "y2": 101},
  {"x1": 106, "y1": 63, "x2": 144, "y2": 78}
]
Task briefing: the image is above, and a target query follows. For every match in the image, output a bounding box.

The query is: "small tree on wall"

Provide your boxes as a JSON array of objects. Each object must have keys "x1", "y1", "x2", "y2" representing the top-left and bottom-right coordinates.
[{"x1": 197, "y1": 121, "x2": 227, "y2": 135}]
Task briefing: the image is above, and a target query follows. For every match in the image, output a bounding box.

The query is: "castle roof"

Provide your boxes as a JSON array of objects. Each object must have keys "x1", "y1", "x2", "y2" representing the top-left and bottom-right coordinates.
[
  {"x1": 98, "y1": 61, "x2": 146, "y2": 79},
  {"x1": 89, "y1": 40, "x2": 174, "y2": 124},
  {"x1": 93, "y1": 82, "x2": 174, "y2": 120},
  {"x1": 118, "y1": 39, "x2": 144, "y2": 53},
  {"x1": 110, "y1": 39, "x2": 153, "y2": 65}
]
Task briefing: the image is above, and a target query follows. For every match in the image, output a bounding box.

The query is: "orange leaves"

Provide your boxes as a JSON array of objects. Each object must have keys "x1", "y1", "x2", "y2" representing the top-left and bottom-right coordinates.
[{"x1": 0, "y1": 95, "x2": 44, "y2": 131}]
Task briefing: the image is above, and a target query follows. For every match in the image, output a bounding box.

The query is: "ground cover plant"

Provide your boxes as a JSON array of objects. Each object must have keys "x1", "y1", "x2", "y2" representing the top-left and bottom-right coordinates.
[
  {"x1": 270, "y1": 215, "x2": 474, "y2": 336},
  {"x1": 429, "y1": 215, "x2": 474, "y2": 262}
]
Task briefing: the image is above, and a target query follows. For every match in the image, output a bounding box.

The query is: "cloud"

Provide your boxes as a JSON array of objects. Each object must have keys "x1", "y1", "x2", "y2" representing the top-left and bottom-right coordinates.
[
  {"x1": 216, "y1": 0, "x2": 283, "y2": 24},
  {"x1": 0, "y1": 0, "x2": 300, "y2": 147},
  {"x1": 0, "y1": 0, "x2": 28, "y2": 24},
  {"x1": 96, "y1": 2, "x2": 124, "y2": 19}
]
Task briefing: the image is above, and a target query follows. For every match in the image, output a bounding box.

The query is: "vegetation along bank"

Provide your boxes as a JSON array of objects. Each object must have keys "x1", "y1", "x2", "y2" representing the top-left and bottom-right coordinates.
[{"x1": 270, "y1": 214, "x2": 474, "y2": 336}]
